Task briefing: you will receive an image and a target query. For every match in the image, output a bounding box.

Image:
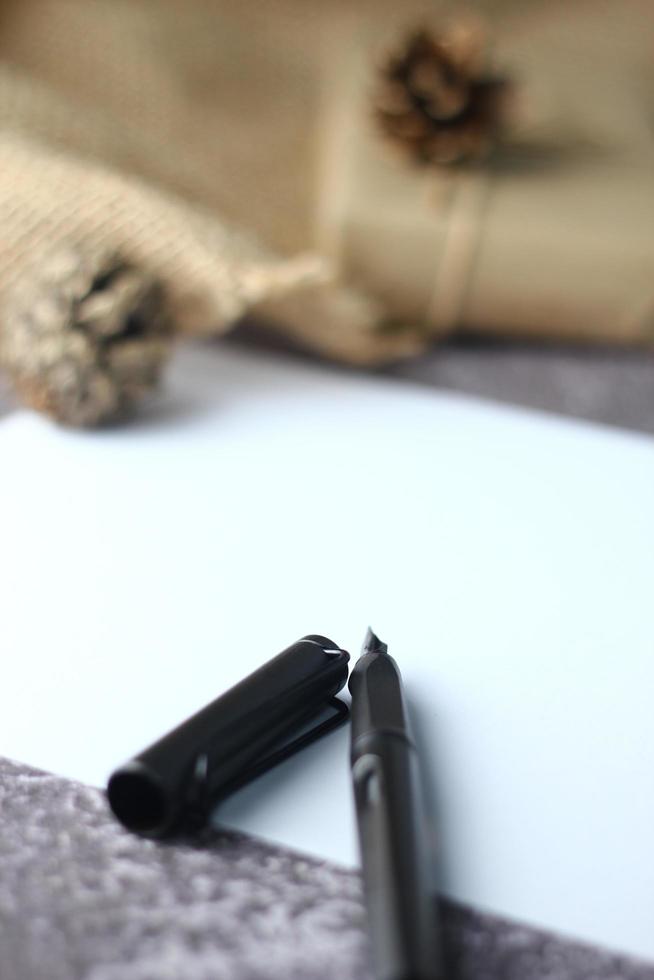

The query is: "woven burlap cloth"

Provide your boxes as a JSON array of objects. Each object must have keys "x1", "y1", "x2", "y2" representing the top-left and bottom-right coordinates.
[{"x1": 0, "y1": 0, "x2": 652, "y2": 362}]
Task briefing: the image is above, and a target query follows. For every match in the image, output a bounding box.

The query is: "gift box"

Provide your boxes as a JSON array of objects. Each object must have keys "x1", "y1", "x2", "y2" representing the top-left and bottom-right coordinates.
[{"x1": 313, "y1": 2, "x2": 654, "y2": 344}]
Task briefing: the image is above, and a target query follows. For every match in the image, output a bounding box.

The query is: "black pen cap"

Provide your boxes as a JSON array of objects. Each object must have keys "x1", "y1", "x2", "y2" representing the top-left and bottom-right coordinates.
[{"x1": 107, "y1": 635, "x2": 349, "y2": 837}]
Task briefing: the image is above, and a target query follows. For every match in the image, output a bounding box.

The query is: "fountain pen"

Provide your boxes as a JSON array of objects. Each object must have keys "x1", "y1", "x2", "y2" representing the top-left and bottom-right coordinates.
[{"x1": 349, "y1": 629, "x2": 444, "y2": 980}]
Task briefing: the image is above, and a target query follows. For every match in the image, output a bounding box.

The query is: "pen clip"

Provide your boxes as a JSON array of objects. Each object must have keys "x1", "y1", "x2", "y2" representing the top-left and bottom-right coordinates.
[
  {"x1": 185, "y1": 697, "x2": 349, "y2": 825},
  {"x1": 233, "y1": 696, "x2": 349, "y2": 789}
]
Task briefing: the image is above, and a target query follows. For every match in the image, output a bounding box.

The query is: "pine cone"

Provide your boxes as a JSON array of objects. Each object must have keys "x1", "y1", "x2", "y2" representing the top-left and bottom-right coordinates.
[
  {"x1": 374, "y1": 24, "x2": 511, "y2": 166},
  {"x1": 0, "y1": 245, "x2": 174, "y2": 427}
]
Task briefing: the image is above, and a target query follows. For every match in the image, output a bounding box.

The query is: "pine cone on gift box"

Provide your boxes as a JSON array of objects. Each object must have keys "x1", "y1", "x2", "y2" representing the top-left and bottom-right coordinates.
[
  {"x1": 374, "y1": 23, "x2": 511, "y2": 166},
  {"x1": 0, "y1": 245, "x2": 174, "y2": 427}
]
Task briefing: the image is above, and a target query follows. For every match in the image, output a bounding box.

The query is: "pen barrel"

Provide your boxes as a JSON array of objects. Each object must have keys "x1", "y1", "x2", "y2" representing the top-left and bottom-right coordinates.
[
  {"x1": 352, "y1": 732, "x2": 443, "y2": 980},
  {"x1": 108, "y1": 636, "x2": 349, "y2": 837}
]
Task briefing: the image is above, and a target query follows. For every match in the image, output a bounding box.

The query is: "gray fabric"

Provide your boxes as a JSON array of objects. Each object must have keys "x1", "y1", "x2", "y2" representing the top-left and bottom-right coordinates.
[
  {"x1": 1, "y1": 756, "x2": 652, "y2": 980},
  {"x1": 229, "y1": 329, "x2": 654, "y2": 436},
  {"x1": 0, "y1": 372, "x2": 13, "y2": 417},
  {"x1": 388, "y1": 339, "x2": 654, "y2": 437}
]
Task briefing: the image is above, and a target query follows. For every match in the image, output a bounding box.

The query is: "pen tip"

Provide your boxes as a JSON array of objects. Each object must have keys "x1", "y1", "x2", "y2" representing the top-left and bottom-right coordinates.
[{"x1": 362, "y1": 627, "x2": 388, "y2": 657}]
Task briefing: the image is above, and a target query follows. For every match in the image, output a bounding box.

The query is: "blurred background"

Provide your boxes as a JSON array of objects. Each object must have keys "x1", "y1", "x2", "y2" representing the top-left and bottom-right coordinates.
[{"x1": 0, "y1": 0, "x2": 652, "y2": 431}]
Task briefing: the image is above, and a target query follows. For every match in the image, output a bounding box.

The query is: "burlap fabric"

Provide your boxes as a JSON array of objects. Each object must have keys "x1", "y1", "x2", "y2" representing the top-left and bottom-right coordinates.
[{"x1": 0, "y1": 0, "x2": 432, "y2": 371}]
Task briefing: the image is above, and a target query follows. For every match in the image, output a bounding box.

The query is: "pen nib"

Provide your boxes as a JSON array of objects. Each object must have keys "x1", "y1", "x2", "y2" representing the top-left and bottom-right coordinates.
[{"x1": 362, "y1": 627, "x2": 388, "y2": 657}]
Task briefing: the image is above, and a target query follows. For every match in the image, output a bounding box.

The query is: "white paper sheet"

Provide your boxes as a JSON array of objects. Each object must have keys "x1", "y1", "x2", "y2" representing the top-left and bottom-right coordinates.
[{"x1": 1, "y1": 344, "x2": 652, "y2": 961}]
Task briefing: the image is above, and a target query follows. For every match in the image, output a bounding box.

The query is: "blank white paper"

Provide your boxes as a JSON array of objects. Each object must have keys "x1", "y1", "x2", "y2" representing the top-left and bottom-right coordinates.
[{"x1": 0, "y1": 343, "x2": 652, "y2": 961}]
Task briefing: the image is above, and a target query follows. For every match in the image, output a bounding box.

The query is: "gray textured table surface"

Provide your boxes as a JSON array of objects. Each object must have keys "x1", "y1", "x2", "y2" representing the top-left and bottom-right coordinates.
[
  {"x1": 388, "y1": 338, "x2": 654, "y2": 436},
  {"x1": 1, "y1": 336, "x2": 653, "y2": 980},
  {"x1": 1, "y1": 757, "x2": 652, "y2": 980}
]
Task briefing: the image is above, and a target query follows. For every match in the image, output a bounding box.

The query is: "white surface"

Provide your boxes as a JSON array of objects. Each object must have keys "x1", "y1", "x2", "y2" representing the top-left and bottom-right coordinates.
[{"x1": 0, "y1": 344, "x2": 653, "y2": 961}]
